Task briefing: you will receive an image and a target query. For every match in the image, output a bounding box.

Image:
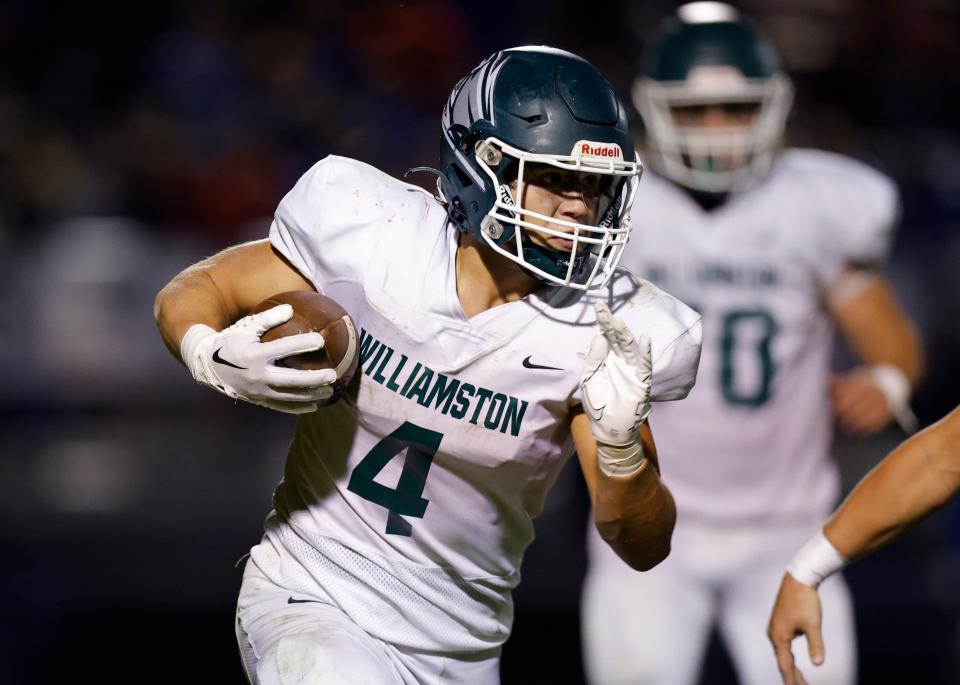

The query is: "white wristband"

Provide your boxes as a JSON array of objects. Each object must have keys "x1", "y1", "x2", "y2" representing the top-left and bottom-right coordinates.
[
  {"x1": 867, "y1": 364, "x2": 918, "y2": 434},
  {"x1": 179, "y1": 323, "x2": 217, "y2": 381},
  {"x1": 596, "y1": 440, "x2": 646, "y2": 477},
  {"x1": 787, "y1": 530, "x2": 847, "y2": 588}
]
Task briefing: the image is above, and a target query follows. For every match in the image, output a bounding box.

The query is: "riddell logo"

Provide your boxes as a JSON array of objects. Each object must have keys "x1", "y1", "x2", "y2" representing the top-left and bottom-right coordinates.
[{"x1": 573, "y1": 141, "x2": 623, "y2": 159}]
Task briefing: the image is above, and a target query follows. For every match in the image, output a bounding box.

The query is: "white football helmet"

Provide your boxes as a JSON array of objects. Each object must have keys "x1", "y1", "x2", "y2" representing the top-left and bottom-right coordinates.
[{"x1": 634, "y1": 2, "x2": 793, "y2": 194}]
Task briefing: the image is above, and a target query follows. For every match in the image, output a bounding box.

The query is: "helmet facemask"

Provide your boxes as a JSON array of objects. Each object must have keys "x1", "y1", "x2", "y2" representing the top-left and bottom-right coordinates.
[
  {"x1": 438, "y1": 46, "x2": 642, "y2": 290},
  {"x1": 470, "y1": 136, "x2": 642, "y2": 290},
  {"x1": 635, "y1": 68, "x2": 792, "y2": 193}
]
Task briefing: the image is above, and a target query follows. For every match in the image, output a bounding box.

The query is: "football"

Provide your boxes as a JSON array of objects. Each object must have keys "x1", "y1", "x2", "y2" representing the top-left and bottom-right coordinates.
[{"x1": 252, "y1": 291, "x2": 359, "y2": 403}]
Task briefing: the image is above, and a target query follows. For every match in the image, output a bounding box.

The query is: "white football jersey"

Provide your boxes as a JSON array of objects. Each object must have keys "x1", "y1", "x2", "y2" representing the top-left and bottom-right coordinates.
[
  {"x1": 260, "y1": 156, "x2": 702, "y2": 653},
  {"x1": 621, "y1": 149, "x2": 898, "y2": 523}
]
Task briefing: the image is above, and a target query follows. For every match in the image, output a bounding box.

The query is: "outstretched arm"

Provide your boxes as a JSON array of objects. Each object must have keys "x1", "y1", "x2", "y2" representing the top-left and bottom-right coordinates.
[
  {"x1": 767, "y1": 406, "x2": 960, "y2": 684},
  {"x1": 824, "y1": 406, "x2": 960, "y2": 558}
]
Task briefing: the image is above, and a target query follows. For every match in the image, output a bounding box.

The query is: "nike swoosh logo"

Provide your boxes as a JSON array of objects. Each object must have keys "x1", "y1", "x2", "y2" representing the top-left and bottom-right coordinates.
[
  {"x1": 212, "y1": 347, "x2": 246, "y2": 369},
  {"x1": 522, "y1": 355, "x2": 563, "y2": 371},
  {"x1": 287, "y1": 597, "x2": 323, "y2": 605}
]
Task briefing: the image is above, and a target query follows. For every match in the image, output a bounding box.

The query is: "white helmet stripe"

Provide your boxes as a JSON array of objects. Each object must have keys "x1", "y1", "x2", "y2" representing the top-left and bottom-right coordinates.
[
  {"x1": 474, "y1": 51, "x2": 499, "y2": 121},
  {"x1": 484, "y1": 56, "x2": 507, "y2": 126}
]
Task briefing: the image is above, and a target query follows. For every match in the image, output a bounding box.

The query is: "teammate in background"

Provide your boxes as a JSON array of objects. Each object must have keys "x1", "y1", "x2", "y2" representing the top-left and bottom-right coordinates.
[
  {"x1": 154, "y1": 47, "x2": 701, "y2": 685},
  {"x1": 582, "y1": 4, "x2": 923, "y2": 685},
  {"x1": 768, "y1": 406, "x2": 960, "y2": 685}
]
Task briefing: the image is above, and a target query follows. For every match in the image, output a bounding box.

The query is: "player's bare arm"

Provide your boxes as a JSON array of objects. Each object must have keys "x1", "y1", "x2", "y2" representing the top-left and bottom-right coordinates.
[
  {"x1": 574, "y1": 415, "x2": 675, "y2": 571},
  {"x1": 155, "y1": 239, "x2": 336, "y2": 414},
  {"x1": 824, "y1": 404, "x2": 960, "y2": 558},
  {"x1": 767, "y1": 406, "x2": 960, "y2": 684},
  {"x1": 154, "y1": 239, "x2": 312, "y2": 359},
  {"x1": 574, "y1": 302, "x2": 676, "y2": 571},
  {"x1": 827, "y1": 266, "x2": 923, "y2": 434}
]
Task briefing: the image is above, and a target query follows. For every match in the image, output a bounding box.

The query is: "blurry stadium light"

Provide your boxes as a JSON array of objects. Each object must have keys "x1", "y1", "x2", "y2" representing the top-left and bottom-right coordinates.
[{"x1": 678, "y1": 2, "x2": 739, "y2": 24}]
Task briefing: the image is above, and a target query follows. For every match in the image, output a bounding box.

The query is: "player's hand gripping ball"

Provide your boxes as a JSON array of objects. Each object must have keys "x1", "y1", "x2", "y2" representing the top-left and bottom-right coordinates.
[
  {"x1": 180, "y1": 290, "x2": 359, "y2": 414},
  {"x1": 251, "y1": 291, "x2": 359, "y2": 404}
]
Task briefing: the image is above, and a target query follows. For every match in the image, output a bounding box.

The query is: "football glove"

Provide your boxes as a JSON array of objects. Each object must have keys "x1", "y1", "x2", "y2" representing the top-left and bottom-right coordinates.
[
  {"x1": 580, "y1": 302, "x2": 653, "y2": 476},
  {"x1": 180, "y1": 304, "x2": 337, "y2": 414}
]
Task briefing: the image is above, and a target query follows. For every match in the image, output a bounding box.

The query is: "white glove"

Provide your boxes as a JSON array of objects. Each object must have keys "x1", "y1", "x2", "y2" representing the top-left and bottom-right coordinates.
[
  {"x1": 180, "y1": 304, "x2": 337, "y2": 414},
  {"x1": 580, "y1": 302, "x2": 653, "y2": 476}
]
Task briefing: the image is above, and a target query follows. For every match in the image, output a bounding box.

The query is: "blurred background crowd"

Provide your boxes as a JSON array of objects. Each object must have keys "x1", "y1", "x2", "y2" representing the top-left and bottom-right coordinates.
[{"x1": 1, "y1": 0, "x2": 958, "y2": 682}]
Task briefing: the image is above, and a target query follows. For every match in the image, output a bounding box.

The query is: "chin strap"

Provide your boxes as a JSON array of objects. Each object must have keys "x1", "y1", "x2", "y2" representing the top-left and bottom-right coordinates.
[
  {"x1": 445, "y1": 198, "x2": 469, "y2": 231},
  {"x1": 519, "y1": 238, "x2": 588, "y2": 285}
]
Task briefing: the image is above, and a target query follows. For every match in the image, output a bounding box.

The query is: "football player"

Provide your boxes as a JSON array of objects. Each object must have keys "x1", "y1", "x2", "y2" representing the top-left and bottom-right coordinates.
[
  {"x1": 581, "y1": 4, "x2": 923, "y2": 685},
  {"x1": 768, "y1": 405, "x2": 960, "y2": 685},
  {"x1": 154, "y1": 47, "x2": 702, "y2": 684}
]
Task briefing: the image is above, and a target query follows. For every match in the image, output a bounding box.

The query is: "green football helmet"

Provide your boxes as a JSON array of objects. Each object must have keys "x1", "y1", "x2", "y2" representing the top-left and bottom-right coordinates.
[
  {"x1": 634, "y1": 2, "x2": 793, "y2": 193},
  {"x1": 438, "y1": 46, "x2": 643, "y2": 290}
]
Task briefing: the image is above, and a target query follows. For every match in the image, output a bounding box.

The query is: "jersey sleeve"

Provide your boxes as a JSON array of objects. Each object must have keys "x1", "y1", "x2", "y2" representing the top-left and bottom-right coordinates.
[
  {"x1": 800, "y1": 151, "x2": 900, "y2": 286},
  {"x1": 648, "y1": 303, "x2": 702, "y2": 402},
  {"x1": 565, "y1": 278, "x2": 703, "y2": 406},
  {"x1": 592, "y1": 281, "x2": 703, "y2": 403},
  {"x1": 269, "y1": 156, "x2": 390, "y2": 292}
]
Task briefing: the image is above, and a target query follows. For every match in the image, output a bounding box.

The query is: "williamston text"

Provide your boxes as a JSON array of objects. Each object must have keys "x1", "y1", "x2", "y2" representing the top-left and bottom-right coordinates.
[{"x1": 357, "y1": 328, "x2": 529, "y2": 437}]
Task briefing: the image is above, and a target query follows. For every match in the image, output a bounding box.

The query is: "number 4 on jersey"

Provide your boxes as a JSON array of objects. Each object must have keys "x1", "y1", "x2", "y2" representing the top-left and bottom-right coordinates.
[{"x1": 347, "y1": 421, "x2": 443, "y2": 537}]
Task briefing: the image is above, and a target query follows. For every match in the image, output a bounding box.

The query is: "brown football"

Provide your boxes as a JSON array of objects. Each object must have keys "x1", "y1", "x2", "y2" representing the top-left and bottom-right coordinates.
[{"x1": 251, "y1": 291, "x2": 359, "y2": 404}]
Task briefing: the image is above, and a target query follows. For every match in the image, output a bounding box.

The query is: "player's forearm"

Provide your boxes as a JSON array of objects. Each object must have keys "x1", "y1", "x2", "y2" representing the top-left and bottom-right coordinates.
[
  {"x1": 594, "y1": 462, "x2": 676, "y2": 571},
  {"x1": 824, "y1": 411, "x2": 960, "y2": 560},
  {"x1": 154, "y1": 264, "x2": 234, "y2": 363},
  {"x1": 857, "y1": 322, "x2": 923, "y2": 387},
  {"x1": 831, "y1": 275, "x2": 924, "y2": 384},
  {"x1": 155, "y1": 241, "x2": 314, "y2": 362}
]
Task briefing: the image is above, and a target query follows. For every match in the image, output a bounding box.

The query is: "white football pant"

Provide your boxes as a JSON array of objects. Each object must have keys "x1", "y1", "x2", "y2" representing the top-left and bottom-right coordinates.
[
  {"x1": 236, "y1": 536, "x2": 502, "y2": 685},
  {"x1": 582, "y1": 516, "x2": 856, "y2": 685}
]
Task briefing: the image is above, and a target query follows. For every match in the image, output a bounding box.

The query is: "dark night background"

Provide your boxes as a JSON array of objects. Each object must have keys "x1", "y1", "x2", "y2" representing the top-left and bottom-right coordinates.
[{"x1": 1, "y1": 0, "x2": 958, "y2": 682}]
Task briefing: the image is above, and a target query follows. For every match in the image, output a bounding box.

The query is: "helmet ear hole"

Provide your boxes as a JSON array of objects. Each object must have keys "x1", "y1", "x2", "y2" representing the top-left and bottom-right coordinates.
[{"x1": 451, "y1": 163, "x2": 474, "y2": 189}]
